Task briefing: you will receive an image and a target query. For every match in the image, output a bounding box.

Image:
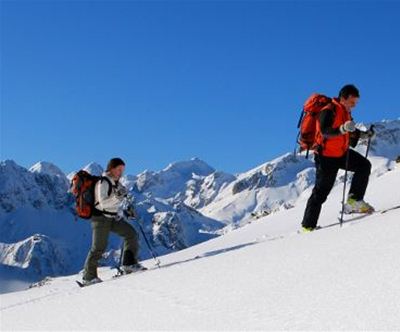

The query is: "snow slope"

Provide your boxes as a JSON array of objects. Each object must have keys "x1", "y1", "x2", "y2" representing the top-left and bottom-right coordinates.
[
  {"x1": 1, "y1": 163, "x2": 399, "y2": 330},
  {"x1": 199, "y1": 119, "x2": 400, "y2": 226},
  {"x1": 0, "y1": 160, "x2": 225, "y2": 293},
  {"x1": 1, "y1": 119, "x2": 399, "y2": 299}
]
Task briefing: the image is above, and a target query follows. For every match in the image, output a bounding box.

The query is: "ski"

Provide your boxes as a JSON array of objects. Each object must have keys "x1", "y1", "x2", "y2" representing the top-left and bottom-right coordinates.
[
  {"x1": 76, "y1": 270, "x2": 149, "y2": 287},
  {"x1": 328, "y1": 204, "x2": 400, "y2": 230},
  {"x1": 76, "y1": 280, "x2": 88, "y2": 288},
  {"x1": 112, "y1": 266, "x2": 148, "y2": 279},
  {"x1": 340, "y1": 205, "x2": 400, "y2": 216},
  {"x1": 76, "y1": 279, "x2": 105, "y2": 287},
  {"x1": 300, "y1": 211, "x2": 374, "y2": 234},
  {"x1": 381, "y1": 205, "x2": 400, "y2": 214},
  {"x1": 76, "y1": 264, "x2": 152, "y2": 287},
  {"x1": 338, "y1": 211, "x2": 374, "y2": 224},
  {"x1": 277, "y1": 203, "x2": 400, "y2": 239}
]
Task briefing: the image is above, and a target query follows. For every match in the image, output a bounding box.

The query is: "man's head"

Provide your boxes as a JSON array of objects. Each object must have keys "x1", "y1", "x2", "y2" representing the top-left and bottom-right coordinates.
[
  {"x1": 339, "y1": 84, "x2": 360, "y2": 111},
  {"x1": 106, "y1": 158, "x2": 125, "y2": 180}
]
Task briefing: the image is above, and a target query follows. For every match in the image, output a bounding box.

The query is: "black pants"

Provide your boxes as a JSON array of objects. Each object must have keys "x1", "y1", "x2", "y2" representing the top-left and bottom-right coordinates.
[
  {"x1": 83, "y1": 215, "x2": 139, "y2": 281},
  {"x1": 302, "y1": 149, "x2": 371, "y2": 229}
]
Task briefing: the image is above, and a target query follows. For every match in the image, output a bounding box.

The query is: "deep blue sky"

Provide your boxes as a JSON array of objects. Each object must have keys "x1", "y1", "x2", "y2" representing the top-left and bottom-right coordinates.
[{"x1": 2, "y1": 1, "x2": 399, "y2": 176}]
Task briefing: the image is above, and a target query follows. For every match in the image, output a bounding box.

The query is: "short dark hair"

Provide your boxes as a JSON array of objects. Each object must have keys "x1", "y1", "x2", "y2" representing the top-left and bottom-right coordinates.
[
  {"x1": 106, "y1": 158, "x2": 125, "y2": 172},
  {"x1": 339, "y1": 84, "x2": 360, "y2": 99}
]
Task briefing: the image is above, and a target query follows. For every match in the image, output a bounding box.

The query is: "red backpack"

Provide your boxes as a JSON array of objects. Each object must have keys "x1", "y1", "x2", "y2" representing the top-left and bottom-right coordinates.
[
  {"x1": 296, "y1": 93, "x2": 332, "y2": 158},
  {"x1": 70, "y1": 170, "x2": 113, "y2": 219}
]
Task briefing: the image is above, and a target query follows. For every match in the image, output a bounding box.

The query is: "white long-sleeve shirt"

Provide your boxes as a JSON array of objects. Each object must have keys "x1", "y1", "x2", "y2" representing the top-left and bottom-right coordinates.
[{"x1": 94, "y1": 173, "x2": 126, "y2": 218}]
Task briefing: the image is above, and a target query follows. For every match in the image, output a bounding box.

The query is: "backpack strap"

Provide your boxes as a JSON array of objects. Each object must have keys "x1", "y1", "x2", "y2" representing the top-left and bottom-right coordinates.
[
  {"x1": 100, "y1": 177, "x2": 115, "y2": 197},
  {"x1": 297, "y1": 109, "x2": 305, "y2": 129},
  {"x1": 93, "y1": 177, "x2": 118, "y2": 216},
  {"x1": 316, "y1": 102, "x2": 338, "y2": 153},
  {"x1": 322, "y1": 102, "x2": 335, "y2": 112}
]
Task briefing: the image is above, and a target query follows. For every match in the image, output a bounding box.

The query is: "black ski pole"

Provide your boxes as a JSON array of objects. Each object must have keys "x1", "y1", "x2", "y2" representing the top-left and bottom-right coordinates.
[
  {"x1": 365, "y1": 125, "x2": 375, "y2": 158},
  {"x1": 340, "y1": 147, "x2": 351, "y2": 227},
  {"x1": 124, "y1": 194, "x2": 161, "y2": 268},
  {"x1": 135, "y1": 218, "x2": 161, "y2": 268}
]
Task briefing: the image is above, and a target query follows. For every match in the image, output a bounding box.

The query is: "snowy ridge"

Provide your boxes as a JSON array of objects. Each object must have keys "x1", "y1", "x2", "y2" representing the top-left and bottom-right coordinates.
[
  {"x1": 0, "y1": 119, "x2": 399, "y2": 297},
  {"x1": 29, "y1": 161, "x2": 69, "y2": 185},
  {"x1": 199, "y1": 119, "x2": 400, "y2": 225},
  {"x1": 124, "y1": 193, "x2": 224, "y2": 253},
  {"x1": 67, "y1": 162, "x2": 104, "y2": 180},
  {"x1": 199, "y1": 154, "x2": 316, "y2": 224},
  {"x1": 183, "y1": 170, "x2": 236, "y2": 209},
  {"x1": 132, "y1": 157, "x2": 217, "y2": 198},
  {"x1": 0, "y1": 159, "x2": 227, "y2": 292},
  {"x1": 0, "y1": 160, "x2": 71, "y2": 213},
  {"x1": 358, "y1": 118, "x2": 400, "y2": 160},
  {"x1": 0, "y1": 234, "x2": 66, "y2": 276},
  {"x1": 1, "y1": 164, "x2": 399, "y2": 330}
]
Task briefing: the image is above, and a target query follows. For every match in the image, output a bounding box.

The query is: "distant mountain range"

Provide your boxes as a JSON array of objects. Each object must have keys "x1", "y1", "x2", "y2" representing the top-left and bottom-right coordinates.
[{"x1": 1, "y1": 119, "x2": 399, "y2": 293}]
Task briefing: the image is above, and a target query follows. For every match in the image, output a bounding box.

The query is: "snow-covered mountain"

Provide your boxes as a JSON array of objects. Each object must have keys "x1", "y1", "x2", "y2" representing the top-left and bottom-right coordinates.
[
  {"x1": 1, "y1": 152, "x2": 399, "y2": 330},
  {"x1": 0, "y1": 160, "x2": 225, "y2": 293},
  {"x1": 1, "y1": 119, "x2": 399, "y2": 294},
  {"x1": 0, "y1": 160, "x2": 71, "y2": 213},
  {"x1": 200, "y1": 119, "x2": 400, "y2": 226},
  {"x1": 126, "y1": 157, "x2": 235, "y2": 206},
  {"x1": 0, "y1": 234, "x2": 67, "y2": 277},
  {"x1": 200, "y1": 154, "x2": 315, "y2": 225},
  {"x1": 356, "y1": 119, "x2": 400, "y2": 160},
  {"x1": 67, "y1": 162, "x2": 104, "y2": 180},
  {"x1": 0, "y1": 172, "x2": 93, "y2": 294}
]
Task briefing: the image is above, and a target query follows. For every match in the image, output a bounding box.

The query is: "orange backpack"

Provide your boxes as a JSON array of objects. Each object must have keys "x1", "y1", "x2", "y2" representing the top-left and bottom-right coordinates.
[
  {"x1": 296, "y1": 93, "x2": 332, "y2": 158},
  {"x1": 70, "y1": 170, "x2": 113, "y2": 219}
]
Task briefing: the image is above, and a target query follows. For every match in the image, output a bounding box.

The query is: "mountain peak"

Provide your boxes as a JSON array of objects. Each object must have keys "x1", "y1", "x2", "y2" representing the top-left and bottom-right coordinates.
[
  {"x1": 163, "y1": 158, "x2": 215, "y2": 177},
  {"x1": 0, "y1": 159, "x2": 24, "y2": 172},
  {"x1": 82, "y1": 162, "x2": 104, "y2": 176},
  {"x1": 29, "y1": 161, "x2": 66, "y2": 179}
]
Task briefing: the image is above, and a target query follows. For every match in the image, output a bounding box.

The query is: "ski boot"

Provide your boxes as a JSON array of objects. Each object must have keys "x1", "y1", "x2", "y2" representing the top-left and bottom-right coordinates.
[
  {"x1": 80, "y1": 277, "x2": 102, "y2": 287},
  {"x1": 344, "y1": 196, "x2": 375, "y2": 214},
  {"x1": 120, "y1": 263, "x2": 147, "y2": 275}
]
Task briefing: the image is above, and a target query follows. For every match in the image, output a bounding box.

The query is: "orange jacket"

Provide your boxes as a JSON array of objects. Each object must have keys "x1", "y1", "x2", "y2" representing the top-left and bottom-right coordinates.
[{"x1": 316, "y1": 98, "x2": 351, "y2": 157}]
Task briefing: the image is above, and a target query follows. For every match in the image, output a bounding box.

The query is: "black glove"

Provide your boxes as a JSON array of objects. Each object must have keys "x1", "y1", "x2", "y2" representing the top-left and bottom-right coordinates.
[
  {"x1": 359, "y1": 127, "x2": 375, "y2": 139},
  {"x1": 115, "y1": 186, "x2": 128, "y2": 199}
]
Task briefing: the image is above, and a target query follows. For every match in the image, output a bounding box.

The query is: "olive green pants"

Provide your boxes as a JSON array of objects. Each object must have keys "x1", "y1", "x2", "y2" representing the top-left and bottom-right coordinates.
[{"x1": 83, "y1": 215, "x2": 139, "y2": 281}]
